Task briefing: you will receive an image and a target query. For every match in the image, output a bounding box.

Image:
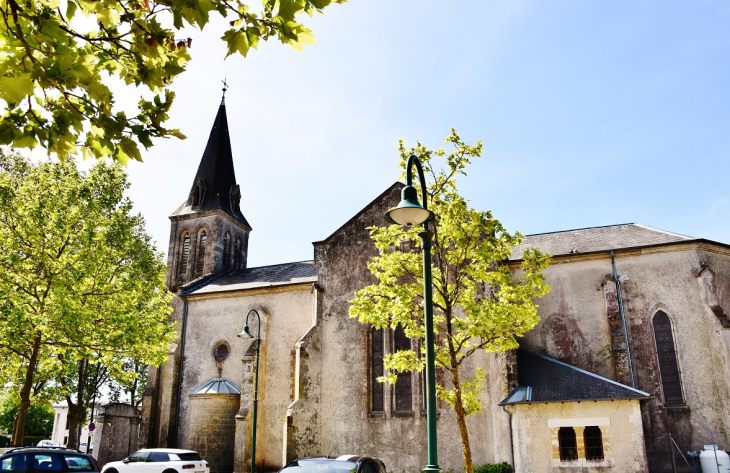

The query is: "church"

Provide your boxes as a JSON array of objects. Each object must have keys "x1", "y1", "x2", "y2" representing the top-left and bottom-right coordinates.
[{"x1": 139, "y1": 99, "x2": 730, "y2": 473}]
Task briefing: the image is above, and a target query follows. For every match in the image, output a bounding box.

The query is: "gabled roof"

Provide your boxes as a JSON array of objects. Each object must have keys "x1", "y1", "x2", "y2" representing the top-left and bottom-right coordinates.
[
  {"x1": 510, "y1": 223, "x2": 694, "y2": 260},
  {"x1": 500, "y1": 348, "x2": 650, "y2": 405},
  {"x1": 171, "y1": 101, "x2": 251, "y2": 228},
  {"x1": 190, "y1": 377, "x2": 241, "y2": 395},
  {"x1": 188, "y1": 261, "x2": 317, "y2": 295}
]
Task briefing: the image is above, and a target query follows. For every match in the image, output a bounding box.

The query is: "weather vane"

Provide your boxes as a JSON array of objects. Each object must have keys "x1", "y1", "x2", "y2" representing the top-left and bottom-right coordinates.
[{"x1": 222, "y1": 78, "x2": 228, "y2": 99}]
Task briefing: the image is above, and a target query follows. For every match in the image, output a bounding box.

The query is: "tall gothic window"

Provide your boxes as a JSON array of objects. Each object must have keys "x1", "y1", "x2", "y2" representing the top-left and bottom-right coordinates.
[
  {"x1": 194, "y1": 230, "x2": 207, "y2": 278},
  {"x1": 233, "y1": 238, "x2": 241, "y2": 269},
  {"x1": 394, "y1": 325, "x2": 412, "y2": 412},
  {"x1": 223, "y1": 232, "x2": 231, "y2": 269},
  {"x1": 371, "y1": 328, "x2": 384, "y2": 412},
  {"x1": 584, "y1": 426, "x2": 604, "y2": 461},
  {"x1": 179, "y1": 232, "x2": 190, "y2": 279},
  {"x1": 653, "y1": 311, "x2": 684, "y2": 405},
  {"x1": 558, "y1": 427, "x2": 578, "y2": 461}
]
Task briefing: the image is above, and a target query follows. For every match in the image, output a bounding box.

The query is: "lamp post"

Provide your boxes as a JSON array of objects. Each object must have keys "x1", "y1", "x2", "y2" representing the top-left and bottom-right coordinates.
[
  {"x1": 238, "y1": 309, "x2": 262, "y2": 473},
  {"x1": 384, "y1": 155, "x2": 440, "y2": 473}
]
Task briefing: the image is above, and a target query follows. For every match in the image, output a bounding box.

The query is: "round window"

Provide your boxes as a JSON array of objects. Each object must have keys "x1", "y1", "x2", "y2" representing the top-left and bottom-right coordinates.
[{"x1": 213, "y1": 341, "x2": 230, "y2": 363}]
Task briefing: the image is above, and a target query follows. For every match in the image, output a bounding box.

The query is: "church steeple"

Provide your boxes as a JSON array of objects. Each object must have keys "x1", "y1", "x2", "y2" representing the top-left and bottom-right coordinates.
[
  {"x1": 167, "y1": 98, "x2": 251, "y2": 289},
  {"x1": 184, "y1": 100, "x2": 251, "y2": 228}
]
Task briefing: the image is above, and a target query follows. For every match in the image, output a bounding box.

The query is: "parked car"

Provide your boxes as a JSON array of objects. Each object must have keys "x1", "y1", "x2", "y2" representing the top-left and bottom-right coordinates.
[
  {"x1": 101, "y1": 449, "x2": 209, "y2": 473},
  {"x1": 0, "y1": 446, "x2": 99, "y2": 472},
  {"x1": 278, "y1": 456, "x2": 386, "y2": 473},
  {"x1": 36, "y1": 440, "x2": 61, "y2": 447}
]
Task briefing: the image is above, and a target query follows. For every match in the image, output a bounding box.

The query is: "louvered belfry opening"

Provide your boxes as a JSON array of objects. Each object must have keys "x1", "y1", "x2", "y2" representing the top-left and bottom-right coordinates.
[
  {"x1": 195, "y1": 230, "x2": 207, "y2": 277},
  {"x1": 584, "y1": 426, "x2": 604, "y2": 460},
  {"x1": 179, "y1": 233, "x2": 190, "y2": 279},
  {"x1": 371, "y1": 327, "x2": 384, "y2": 412},
  {"x1": 394, "y1": 325, "x2": 412, "y2": 412},
  {"x1": 558, "y1": 427, "x2": 578, "y2": 461}
]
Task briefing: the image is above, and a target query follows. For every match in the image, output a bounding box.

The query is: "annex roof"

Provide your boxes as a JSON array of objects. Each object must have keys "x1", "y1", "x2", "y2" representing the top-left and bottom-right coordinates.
[
  {"x1": 187, "y1": 261, "x2": 317, "y2": 295},
  {"x1": 500, "y1": 348, "x2": 650, "y2": 405},
  {"x1": 171, "y1": 100, "x2": 251, "y2": 228},
  {"x1": 190, "y1": 377, "x2": 241, "y2": 395},
  {"x1": 510, "y1": 223, "x2": 694, "y2": 260}
]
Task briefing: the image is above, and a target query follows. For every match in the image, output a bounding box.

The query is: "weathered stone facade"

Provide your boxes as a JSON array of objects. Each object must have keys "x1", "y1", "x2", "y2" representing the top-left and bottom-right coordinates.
[
  {"x1": 93, "y1": 403, "x2": 141, "y2": 467},
  {"x1": 140, "y1": 102, "x2": 730, "y2": 473}
]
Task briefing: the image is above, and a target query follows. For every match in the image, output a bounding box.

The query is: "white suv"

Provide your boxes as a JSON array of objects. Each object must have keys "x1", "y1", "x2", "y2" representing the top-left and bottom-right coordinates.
[{"x1": 101, "y1": 449, "x2": 209, "y2": 473}]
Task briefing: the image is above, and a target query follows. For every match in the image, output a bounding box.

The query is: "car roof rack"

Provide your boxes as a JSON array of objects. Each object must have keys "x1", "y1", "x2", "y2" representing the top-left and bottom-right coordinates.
[{"x1": 4, "y1": 446, "x2": 83, "y2": 455}]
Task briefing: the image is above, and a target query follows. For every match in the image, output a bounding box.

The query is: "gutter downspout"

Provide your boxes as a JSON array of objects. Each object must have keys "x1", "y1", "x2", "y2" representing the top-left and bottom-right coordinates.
[
  {"x1": 611, "y1": 250, "x2": 635, "y2": 388},
  {"x1": 502, "y1": 406, "x2": 516, "y2": 472}
]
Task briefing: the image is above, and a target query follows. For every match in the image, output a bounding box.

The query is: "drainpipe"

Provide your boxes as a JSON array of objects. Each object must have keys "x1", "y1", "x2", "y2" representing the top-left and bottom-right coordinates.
[
  {"x1": 173, "y1": 295, "x2": 189, "y2": 448},
  {"x1": 611, "y1": 251, "x2": 635, "y2": 388},
  {"x1": 502, "y1": 406, "x2": 516, "y2": 472}
]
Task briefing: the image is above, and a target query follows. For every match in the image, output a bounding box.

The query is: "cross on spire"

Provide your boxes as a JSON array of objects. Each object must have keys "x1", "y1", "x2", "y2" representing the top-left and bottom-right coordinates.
[{"x1": 221, "y1": 79, "x2": 228, "y2": 104}]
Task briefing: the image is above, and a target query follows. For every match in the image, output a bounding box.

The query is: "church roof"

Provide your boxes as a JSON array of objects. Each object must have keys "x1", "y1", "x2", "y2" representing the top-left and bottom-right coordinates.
[
  {"x1": 190, "y1": 377, "x2": 241, "y2": 395},
  {"x1": 500, "y1": 348, "x2": 650, "y2": 405},
  {"x1": 188, "y1": 261, "x2": 317, "y2": 295},
  {"x1": 171, "y1": 101, "x2": 251, "y2": 228},
  {"x1": 510, "y1": 223, "x2": 694, "y2": 260}
]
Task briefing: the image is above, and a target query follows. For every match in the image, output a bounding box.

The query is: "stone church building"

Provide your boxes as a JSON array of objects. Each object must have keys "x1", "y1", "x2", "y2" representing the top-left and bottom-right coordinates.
[{"x1": 140, "y1": 100, "x2": 730, "y2": 473}]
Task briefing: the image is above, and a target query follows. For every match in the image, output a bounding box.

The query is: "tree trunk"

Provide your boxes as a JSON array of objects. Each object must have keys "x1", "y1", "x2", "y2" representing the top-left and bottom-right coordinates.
[
  {"x1": 66, "y1": 404, "x2": 85, "y2": 449},
  {"x1": 451, "y1": 368, "x2": 474, "y2": 473},
  {"x1": 12, "y1": 334, "x2": 42, "y2": 446}
]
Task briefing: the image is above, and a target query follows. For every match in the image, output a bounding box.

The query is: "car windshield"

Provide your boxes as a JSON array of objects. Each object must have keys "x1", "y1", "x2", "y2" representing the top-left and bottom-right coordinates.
[{"x1": 281, "y1": 460, "x2": 357, "y2": 473}]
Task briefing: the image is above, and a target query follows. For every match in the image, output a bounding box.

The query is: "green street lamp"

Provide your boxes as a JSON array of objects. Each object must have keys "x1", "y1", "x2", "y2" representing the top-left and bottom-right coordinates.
[
  {"x1": 384, "y1": 155, "x2": 440, "y2": 473},
  {"x1": 238, "y1": 309, "x2": 262, "y2": 473}
]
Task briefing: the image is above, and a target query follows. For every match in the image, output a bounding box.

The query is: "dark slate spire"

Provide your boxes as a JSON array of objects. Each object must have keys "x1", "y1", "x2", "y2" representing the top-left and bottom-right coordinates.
[{"x1": 173, "y1": 100, "x2": 251, "y2": 229}]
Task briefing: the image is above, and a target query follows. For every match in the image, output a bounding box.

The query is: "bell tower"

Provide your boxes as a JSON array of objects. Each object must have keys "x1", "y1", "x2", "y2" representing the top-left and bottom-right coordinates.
[{"x1": 166, "y1": 97, "x2": 251, "y2": 290}]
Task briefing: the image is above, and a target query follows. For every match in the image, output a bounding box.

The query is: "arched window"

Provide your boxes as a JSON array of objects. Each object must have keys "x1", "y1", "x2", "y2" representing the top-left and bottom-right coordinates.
[
  {"x1": 653, "y1": 311, "x2": 684, "y2": 405},
  {"x1": 558, "y1": 427, "x2": 578, "y2": 461},
  {"x1": 179, "y1": 232, "x2": 190, "y2": 278},
  {"x1": 394, "y1": 325, "x2": 412, "y2": 412},
  {"x1": 194, "y1": 230, "x2": 207, "y2": 278},
  {"x1": 371, "y1": 327, "x2": 384, "y2": 412},
  {"x1": 233, "y1": 238, "x2": 241, "y2": 269},
  {"x1": 584, "y1": 426, "x2": 604, "y2": 460},
  {"x1": 223, "y1": 232, "x2": 231, "y2": 269},
  {"x1": 191, "y1": 185, "x2": 201, "y2": 208}
]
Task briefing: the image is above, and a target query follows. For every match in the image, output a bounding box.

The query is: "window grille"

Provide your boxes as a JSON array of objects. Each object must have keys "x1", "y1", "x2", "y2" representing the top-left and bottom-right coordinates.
[
  {"x1": 179, "y1": 233, "x2": 190, "y2": 278},
  {"x1": 653, "y1": 311, "x2": 684, "y2": 405},
  {"x1": 195, "y1": 230, "x2": 207, "y2": 277},
  {"x1": 558, "y1": 427, "x2": 578, "y2": 461},
  {"x1": 394, "y1": 325, "x2": 412, "y2": 411},
  {"x1": 371, "y1": 327, "x2": 384, "y2": 412},
  {"x1": 583, "y1": 426, "x2": 604, "y2": 460}
]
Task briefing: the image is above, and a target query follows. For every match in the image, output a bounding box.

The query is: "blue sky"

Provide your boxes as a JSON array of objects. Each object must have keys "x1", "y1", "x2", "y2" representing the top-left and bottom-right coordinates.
[{"x1": 116, "y1": 0, "x2": 730, "y2": 267}]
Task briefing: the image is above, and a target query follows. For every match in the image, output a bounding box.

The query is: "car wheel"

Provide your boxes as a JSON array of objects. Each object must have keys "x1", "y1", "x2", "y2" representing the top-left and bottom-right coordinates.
[
  {"x1": 106, "y1": 469, "x2": 118, "y2": 473},
  {"x1": 162, "y1": 468, "x2": 179, "y2": 473}
]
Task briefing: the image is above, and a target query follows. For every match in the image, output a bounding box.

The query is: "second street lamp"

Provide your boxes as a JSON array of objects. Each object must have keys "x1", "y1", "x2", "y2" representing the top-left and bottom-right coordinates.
[
  {"x1": 384, "y1": 155, "x2": 440, "y2": 473},
  {"x1": 238, "y1": 309, "x2": 262, "y2": 473}
]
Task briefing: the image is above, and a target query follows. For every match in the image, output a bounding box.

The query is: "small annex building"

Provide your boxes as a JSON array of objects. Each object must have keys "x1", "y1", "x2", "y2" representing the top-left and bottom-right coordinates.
[{"x1": 139, "y1": 100, "x2": 730, "y2": 473}]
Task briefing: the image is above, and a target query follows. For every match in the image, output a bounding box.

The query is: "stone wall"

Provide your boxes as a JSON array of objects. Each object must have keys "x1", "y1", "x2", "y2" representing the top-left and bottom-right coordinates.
[
  {"x1": 508, "y1": 399, "x2": 648, "y2": 473},
  {"x1": 93, "y1": 404, "x2": 141, "y2": 468},
  {"x1": 188, "y1": 394, "x2": 240, "y2": 473}
]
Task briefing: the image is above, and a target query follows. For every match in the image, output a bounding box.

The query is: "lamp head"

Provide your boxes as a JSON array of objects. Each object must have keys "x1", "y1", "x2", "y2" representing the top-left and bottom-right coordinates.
[
  {"x1": 237, "y1": 325, "x2": 254, "y2": 339},
  {"x1": 384, "y1": 185, "x2": 434, "y2": 226}
]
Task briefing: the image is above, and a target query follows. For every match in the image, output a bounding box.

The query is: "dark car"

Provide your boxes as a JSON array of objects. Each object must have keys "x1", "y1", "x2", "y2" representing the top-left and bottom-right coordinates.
[
  {"x1": 278, "y1": 456, "x2": 386, "y2": 473},
  {"x1": 0, "y1": 447, "x2": 99, "y2": 473}
]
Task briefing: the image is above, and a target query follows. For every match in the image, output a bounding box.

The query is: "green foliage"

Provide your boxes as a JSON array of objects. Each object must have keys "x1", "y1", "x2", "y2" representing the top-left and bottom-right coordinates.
[
  {"x1": 0, "y1": 396, "x2": 54, "y2": 437},
  {"x1": 0, "y1": 0, "x2": 345, "y2": 161},
  {"x1": 474, "y1": 463, "x2": 512, "y2": 473},
  {"x1": 0, "y1": 149, "x2": 175, "y2": 443},
  {"x1": 349, "y1": 130, "x2": 550, "y2": 473}
]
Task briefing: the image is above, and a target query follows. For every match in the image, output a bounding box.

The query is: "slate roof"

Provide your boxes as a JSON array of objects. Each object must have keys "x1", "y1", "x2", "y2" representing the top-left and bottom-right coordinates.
[
  {"x1": 188, "y1": 261, "x2": 317, "y2": 295},
  {"x1": 190, "y1": 377, "x2": 241, "y2": 395},
  {"x1": 509, "y1": 223, "x2": 694, "y2": 260},
  {"x1": 500, "y1": 348, "x2": 650, "y2": 405},
  {"x1": 171, "y1": 100, "x2": 251, "y2": 228}
]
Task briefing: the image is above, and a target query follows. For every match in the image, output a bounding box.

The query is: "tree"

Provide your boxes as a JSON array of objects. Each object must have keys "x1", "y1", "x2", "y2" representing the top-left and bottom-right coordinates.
[
  {"x1": 0, "y1": 0, "x2": 345, "y2": 161},
  {"x1": 0, "y1": 395, "x2": 54, "y2": 438},
  {"x1": 0, "y1": 150, "x2": 176, "y2": 446},
  {"x1": 349, "y1": 130, "x2": 551, "y2": 473}
]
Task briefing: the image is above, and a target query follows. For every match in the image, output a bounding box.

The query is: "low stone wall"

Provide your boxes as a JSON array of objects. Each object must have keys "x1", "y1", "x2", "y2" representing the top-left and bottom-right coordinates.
[{"x1": 188, "y1": 394, "x2": 240, "y2": 473}]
